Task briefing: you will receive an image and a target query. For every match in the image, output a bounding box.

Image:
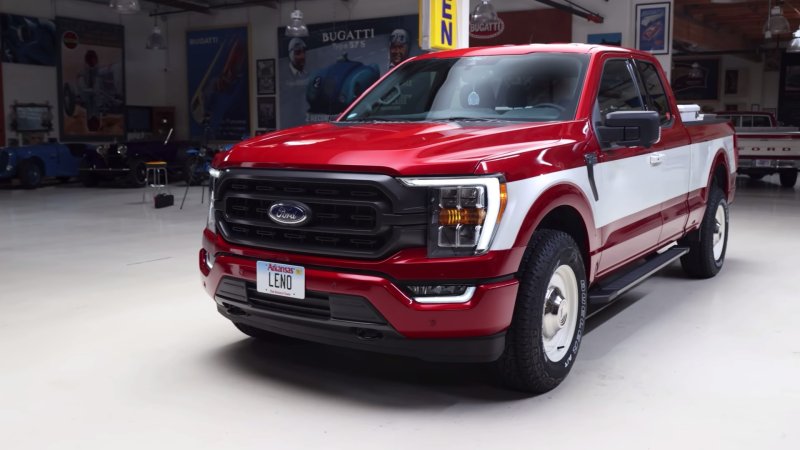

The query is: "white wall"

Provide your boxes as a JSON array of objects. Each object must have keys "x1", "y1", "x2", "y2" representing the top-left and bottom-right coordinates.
[{"x1": 0, "y1": 0, "x2": 168, "y2": 143}]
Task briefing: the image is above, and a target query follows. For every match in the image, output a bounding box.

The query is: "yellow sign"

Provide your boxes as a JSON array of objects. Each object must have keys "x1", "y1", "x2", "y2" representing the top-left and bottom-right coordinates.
[{"x1": 419, "y1": 0, "x2": 459, "y2": 51}]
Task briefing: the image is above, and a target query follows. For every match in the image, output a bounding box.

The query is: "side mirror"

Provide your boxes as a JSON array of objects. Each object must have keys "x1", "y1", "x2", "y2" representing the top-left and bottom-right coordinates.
[{"x1": 597, "y1": 110, "x2": 660, "y2": 149}]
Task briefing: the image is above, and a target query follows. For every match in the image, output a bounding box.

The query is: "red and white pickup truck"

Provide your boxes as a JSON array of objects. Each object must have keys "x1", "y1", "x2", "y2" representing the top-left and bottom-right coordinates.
[
  {"x1": 200, "y1": 44, "x2": 736, "y2": 393},
  {"x1": 716, "y1": 111, "x2": 799, "y2": 187}
]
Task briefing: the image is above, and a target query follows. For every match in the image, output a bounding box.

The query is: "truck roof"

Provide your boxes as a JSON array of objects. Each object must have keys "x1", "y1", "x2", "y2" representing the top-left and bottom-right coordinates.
[{"x1": 413, "y1": 43, "x2": 649, "y2": 60}]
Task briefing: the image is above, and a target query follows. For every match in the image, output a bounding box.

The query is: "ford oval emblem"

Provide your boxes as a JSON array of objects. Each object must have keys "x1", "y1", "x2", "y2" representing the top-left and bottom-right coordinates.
[{"x1": 268, "y1": 201, "x2": 312, "y2": 226}]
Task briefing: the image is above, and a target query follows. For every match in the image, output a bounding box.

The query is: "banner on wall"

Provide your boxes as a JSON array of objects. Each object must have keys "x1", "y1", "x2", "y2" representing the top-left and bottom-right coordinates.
[
  {"x1": 468, "y1": 9, "x2": 571, "y2": 46},
  {"x1": 56, "y1": 17, "x2": 125, "y2": 141},
  {"x1": 1, "y1": 14, "x2": 57, "y2": 66},
  {"x1": 277, "y1": 15, "x2": 421, "y2": 129},
  {"x1": 186, "y1": 27, "x2": 250, "y2": 141}
]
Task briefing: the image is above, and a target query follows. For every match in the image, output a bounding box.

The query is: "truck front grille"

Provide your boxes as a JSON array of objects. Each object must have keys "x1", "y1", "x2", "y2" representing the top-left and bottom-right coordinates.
[{"x1": 214, "y1": 169, "x2": 427, "y2": 259}]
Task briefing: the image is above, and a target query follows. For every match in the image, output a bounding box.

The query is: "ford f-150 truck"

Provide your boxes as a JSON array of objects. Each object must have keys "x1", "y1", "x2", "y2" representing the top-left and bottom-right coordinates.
[{"x1": 200, "y1": 44, "x2": 736, "y2": 393}]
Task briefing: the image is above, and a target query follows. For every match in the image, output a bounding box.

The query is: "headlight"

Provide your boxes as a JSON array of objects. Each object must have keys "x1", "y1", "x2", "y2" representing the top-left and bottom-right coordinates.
[
  {"x1": 400, "y1": 176, "x2": 507, "y2": 257},
  {"x1": 96, "y1": 145, "x2": 106, "y2": 155},
  {"x1": 118, "y1": 144, "x2": 127, "y2": 156},
  {"x1": 207, "y1": 168, "x2": 222, "y2": 231}
]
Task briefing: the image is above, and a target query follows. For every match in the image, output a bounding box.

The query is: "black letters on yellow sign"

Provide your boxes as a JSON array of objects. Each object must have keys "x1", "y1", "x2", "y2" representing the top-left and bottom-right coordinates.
[{"x1": 269, "y1": 272, "x2": 293, "y2": 290}]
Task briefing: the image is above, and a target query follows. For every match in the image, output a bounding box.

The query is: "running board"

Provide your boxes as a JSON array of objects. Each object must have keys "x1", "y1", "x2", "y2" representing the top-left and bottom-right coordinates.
[{"x1": 589, "y1": 246, "x2": 689, "y2": 306}]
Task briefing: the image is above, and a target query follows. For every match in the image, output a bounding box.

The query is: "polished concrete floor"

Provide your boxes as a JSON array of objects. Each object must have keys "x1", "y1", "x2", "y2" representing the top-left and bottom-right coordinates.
[{"x1": 1, "y1": 176, "x2": 799, "y2": 449}]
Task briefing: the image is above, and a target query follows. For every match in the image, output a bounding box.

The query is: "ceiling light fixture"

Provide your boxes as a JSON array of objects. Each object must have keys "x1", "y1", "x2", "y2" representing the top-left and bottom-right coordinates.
[
  {"x1": 471, "y1": 0, "x2": 499, "y2": 25},
  {"x1": 146, "y1": 17, "x2": 166, "y2": 50},
  {"x1": 285, "y1": 1, "x2": 309, "y2": 37},
  {"x1": 764, "y1": 4, "x2": 791, "y2": 37},
  {"x1": 109, "y1": 0, "x2": 141, "y2": 15}
]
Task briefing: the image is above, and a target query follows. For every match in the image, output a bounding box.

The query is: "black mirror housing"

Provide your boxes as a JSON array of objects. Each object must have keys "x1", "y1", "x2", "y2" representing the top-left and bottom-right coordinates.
[{"x1": 597, "y1": 110, "x2": 660, "y2": 149}]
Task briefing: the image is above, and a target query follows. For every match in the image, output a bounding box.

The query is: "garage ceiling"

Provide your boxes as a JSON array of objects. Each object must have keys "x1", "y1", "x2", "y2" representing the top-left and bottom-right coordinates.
[
  {"x1": 675, "y1": 0, "x2": 800, "y2": 55},
  {"x1": 82, "y1": 0, "x2": 278, "y2": 15}
]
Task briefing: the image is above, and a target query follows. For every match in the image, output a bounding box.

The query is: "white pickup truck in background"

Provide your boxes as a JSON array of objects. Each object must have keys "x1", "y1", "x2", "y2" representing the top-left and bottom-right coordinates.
[{"x1": 716, "y1": 111, "x2": 800, "y2": 187}]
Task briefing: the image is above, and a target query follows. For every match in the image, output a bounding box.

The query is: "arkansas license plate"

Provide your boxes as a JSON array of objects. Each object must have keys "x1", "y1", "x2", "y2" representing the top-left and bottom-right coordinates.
[
  {"x1": 755, "y1": 159, "x2": 773, "y2": 168},
  {"x1": 256, "y1": 261, "x2": 306, "y2": 299}
]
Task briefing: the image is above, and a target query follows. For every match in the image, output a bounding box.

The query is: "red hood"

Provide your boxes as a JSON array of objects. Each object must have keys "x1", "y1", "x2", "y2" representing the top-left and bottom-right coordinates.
[{"x1": 218, "y1": 121, "x2": 582, "y2": 176}]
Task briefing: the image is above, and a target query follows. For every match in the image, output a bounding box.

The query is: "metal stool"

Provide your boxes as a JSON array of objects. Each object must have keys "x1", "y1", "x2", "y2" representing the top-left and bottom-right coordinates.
[{"x1": 142, "y1": 161, "x2": 170, "y2": 203}]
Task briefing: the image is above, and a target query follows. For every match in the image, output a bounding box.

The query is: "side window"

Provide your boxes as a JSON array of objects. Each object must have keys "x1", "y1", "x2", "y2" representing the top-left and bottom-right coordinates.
[
  {"x1": 635, "y1": 61, "x2": 671, "y2": 125},
  {"x1": 752, "y1": 115, "x2": 771, "y2": 127},
  {"x1": 597, "y1": 59, "x2": 644, "y2": 117},
  {"x1": 742, "y1": 116, "x2": 753, "y2": 127}
]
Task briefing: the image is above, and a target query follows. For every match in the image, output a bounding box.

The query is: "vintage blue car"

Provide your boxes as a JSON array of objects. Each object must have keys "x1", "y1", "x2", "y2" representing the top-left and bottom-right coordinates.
[{"x1": 0, "y1": 142, "x2": 94, "y2": 189}]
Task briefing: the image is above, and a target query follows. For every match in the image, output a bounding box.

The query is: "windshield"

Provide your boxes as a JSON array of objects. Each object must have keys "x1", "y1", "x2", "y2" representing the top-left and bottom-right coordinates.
[{"x1": 340, "y1": 53, "x2": 589, "y2": 123}]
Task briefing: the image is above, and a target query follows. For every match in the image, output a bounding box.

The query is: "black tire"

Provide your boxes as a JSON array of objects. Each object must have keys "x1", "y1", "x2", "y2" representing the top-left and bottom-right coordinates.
[
  {"x1": 779, "y1": 170, "x2": 798, "y2": 188},
  {"x1": 748, "y1": 173, "x2": 764, "y2": 181},
  {"x1": 125, "y1": 159, "x2": 147, "y2": 187},
  {"x1": 493, "y1": 230, "x2": 588, "y2": 394},
  {"x1": 680, "y1": 185, "x2": 729, "y2": 279},
  {"x1": 18, "y1": 160, "x2": 43, "y2": 189},
  {"x1": 234, "y1": 323, "x2": 288, "y2": 341}
]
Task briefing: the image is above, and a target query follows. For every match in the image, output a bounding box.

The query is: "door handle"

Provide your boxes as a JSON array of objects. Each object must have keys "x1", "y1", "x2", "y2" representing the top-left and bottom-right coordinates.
[{"x1": 649, "y1": 152, "x2": 665, "y2": 166}]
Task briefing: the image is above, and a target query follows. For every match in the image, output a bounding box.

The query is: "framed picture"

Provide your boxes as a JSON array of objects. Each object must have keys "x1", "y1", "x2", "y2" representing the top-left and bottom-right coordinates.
[
  {"x1": 724, "y1": 69, "x2": 739, "y2": 95},
  {"x1": 256, "y1": 58, "x2": 276, "y2": 95},
  {"x1": 587, "y1": 32, "x2": 622, "y2": 46},
  {"x1": 257, "y1": 96, "x2": 276, "y2": 130},
  {"x1": 635, "y1": 2, "x2": 670, "y2": 55}
]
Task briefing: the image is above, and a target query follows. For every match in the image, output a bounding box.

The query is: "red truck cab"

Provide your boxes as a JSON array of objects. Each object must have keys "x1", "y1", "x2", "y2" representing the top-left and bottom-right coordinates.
[{"x1": 200, "y1": 44, "x2": 735, "y2": 393}]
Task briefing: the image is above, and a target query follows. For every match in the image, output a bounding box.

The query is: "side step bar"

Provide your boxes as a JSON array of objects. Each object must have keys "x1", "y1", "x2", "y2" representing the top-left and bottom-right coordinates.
[{"x1": 589, "y1": 246, "x2": 689, "y2": 307}]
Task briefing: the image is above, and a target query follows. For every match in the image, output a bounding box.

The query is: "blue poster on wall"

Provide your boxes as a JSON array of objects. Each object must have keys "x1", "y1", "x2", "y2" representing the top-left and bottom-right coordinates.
[
  {"x1": 277, "y1": 14, "x2": 422, "y2": 130},
  {"x1": 186, "y1": 27, "x2": 249, "y2": 140}
]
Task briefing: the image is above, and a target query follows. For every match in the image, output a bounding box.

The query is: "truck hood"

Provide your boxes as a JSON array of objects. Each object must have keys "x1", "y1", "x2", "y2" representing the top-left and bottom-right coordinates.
[{"x1": 219, "y1": 121, "x2": 581, "y2": 176}]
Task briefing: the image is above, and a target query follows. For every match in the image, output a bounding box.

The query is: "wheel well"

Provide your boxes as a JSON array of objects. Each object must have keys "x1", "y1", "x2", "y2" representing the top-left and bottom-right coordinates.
[
  {"x1": 23, "y1": 157, "x2": 45, "y2": 172},
  {"x1": 712, "y1": 161, "x2": 728, "y2": 195},
  {"x1": 536, "y1": 206, "x2": 590, "y2": 275}
]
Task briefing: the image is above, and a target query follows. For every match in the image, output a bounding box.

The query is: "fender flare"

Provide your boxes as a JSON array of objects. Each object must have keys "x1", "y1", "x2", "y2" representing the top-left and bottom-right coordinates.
[{"x1": 511, "y1": 182, "x2": 600, "y2": 278}]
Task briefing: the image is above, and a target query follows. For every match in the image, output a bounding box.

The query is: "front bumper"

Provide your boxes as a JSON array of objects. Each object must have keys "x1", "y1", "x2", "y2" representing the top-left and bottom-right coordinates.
[{"x1": 201, "y1": 230, "x2": 522, "y2": 362}]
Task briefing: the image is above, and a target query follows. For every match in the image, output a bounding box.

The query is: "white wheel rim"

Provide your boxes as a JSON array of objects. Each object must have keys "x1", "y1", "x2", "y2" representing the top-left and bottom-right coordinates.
[
  {"x1": 542, "y1": 264, "x2": 579, "y2": 362},
  {"x1": 713, "y1": 203, "x2": 726, "y2": 260}
]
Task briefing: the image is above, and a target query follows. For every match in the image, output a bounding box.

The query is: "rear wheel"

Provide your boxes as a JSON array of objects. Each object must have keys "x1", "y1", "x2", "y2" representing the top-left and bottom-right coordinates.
[
  {"x1": 18, "y1": 160, "x2": 43, "y2": 189},
  {"x1": 57, "y1": 176, "x2": 71, "y2": 183},
  {"x1": 680, "y1": 185, "x2": 729, "y2": 278},
  {"x1": 493, "y1": 230, "x2": 587, "y2": 394},
  {"x1": 748, "y1": 173, "x2": 764, "y2": 181},
  {"x1": 779, "y1": 170, "x2": 797, "y2": 188}
]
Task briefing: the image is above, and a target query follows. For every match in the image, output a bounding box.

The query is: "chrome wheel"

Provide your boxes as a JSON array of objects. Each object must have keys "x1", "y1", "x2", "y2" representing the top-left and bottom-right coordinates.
[
  {"x1": 542, "y1": 264, "x2": 579, "y2": 362},
  {"x1": 712, "y1": 203, "x2": 726, "y2": 261}
]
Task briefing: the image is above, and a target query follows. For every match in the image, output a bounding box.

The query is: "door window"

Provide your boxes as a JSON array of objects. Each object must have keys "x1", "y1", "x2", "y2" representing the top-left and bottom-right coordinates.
[{"x1": 597, "y1": 59, "x2": 644, "y2": 117}]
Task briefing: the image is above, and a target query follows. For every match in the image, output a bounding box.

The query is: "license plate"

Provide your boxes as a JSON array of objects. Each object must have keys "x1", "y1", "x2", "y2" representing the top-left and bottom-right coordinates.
[
  {"x1": 755, "y1": 159, "x2": 773, "y2": 168},
  {"x1": 256, "y1": 261, "x2": 305, "y2": 299}
]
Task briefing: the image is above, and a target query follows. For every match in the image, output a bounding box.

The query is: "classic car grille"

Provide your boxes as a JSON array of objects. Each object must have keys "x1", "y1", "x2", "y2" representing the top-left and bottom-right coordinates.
[{"x1": 215, "y1": 170, "x2": 427, "y2": 259}]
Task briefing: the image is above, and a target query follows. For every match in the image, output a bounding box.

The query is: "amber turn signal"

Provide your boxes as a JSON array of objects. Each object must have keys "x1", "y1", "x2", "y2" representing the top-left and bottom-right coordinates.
[{"x1": 439, "y1": 208, "x2": 487, "y2": 226}]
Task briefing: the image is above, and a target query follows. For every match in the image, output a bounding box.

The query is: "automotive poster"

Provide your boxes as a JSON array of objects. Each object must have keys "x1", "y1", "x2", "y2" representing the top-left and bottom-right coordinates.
[
  {"x1": 56, "y1": 17, "x2": 125, "y2": 141},
  {"x1": 468, "y1": 9, "x2": 571, "y2": 46},
  {"x1": 1, "y1": 14, "x2": 57, "y2": 66},
  {"x1": 186, "y1": 26, "x2": 250, "y2": 141},
  {"x1": 277, "y1": 15, "x2": 421, "y2": 129}
]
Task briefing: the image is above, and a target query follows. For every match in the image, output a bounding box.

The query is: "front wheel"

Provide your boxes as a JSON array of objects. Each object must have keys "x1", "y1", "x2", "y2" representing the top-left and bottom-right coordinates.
[
  {"x1": 18, "y1": 160, "x2": 43, "y2": 189},
  {"x1": 493, "y1": 230, "x2": 587, "y2": 394},
  {"x1": 779, "y1": 170, "x2": 798, "y2": 188},
  {"x1": 680, "y1": 185, "x2": 729, "y2": 278},
  {"x1": 125, "y1": 159, "x2": 147, "y2": 187}
]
